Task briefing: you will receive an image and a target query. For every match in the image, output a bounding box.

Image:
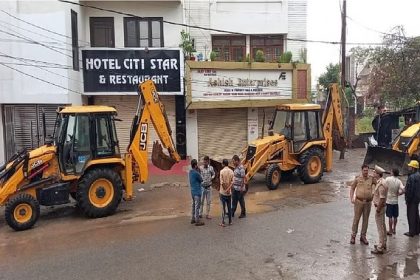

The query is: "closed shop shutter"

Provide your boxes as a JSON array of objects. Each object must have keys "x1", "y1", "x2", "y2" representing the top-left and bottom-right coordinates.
[
  {"x1": 10, "y1": 105, "x2": 37, "y2": 152},
  {"x1": 198, "y1": 108, "x2": 247, "y2": 161},
  {"x1": 93, "y1": 95, "x2": 176, "y2": 157},
  {"x1": 3, "y1": 104, "x2": 62, "y2": 160},
  {"x1": 258, "y1": 107, "x2": 276, "y2": 138},
  {"x1": 38, "y1": 104, "x2": 61, "y2": 140}
]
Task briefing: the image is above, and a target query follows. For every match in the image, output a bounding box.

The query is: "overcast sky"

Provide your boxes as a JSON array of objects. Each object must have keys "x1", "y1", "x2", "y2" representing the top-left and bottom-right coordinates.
[{"x1": 307, "y1": 0, "x2": 420, "y2": 88}]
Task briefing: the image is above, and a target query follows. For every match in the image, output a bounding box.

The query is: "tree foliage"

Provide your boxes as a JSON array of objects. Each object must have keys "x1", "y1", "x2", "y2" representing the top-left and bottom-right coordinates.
[
  {"x1": 179, "y1": 30, "x2": 195, "y2": 58},
  {"x1": 318, "y1": 63, "x2": 340, "y2": 91},
  {"x1": 365, "y1": 27, "x2": 420, "y2": 108}
]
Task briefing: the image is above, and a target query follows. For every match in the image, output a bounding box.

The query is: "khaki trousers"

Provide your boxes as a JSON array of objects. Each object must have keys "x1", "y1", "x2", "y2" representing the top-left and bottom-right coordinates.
[
  {"x1": 352, "y1": 200, "x2": 372, "y2": 236},
  {"x1": 375, "y1": 206, "x2": 387, "y2": 250}
]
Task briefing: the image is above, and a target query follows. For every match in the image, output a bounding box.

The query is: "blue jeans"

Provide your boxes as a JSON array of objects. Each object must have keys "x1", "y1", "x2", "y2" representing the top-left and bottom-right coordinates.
[
  {"x1": 220, "y1": 194, "x2": 232, "y2": 224},
  {"x1": 191, "y1": 195, "x2": 201, "y2": 222},
  {"x1": 200, "y1": 187, "x2": 212, "y2": 216}
]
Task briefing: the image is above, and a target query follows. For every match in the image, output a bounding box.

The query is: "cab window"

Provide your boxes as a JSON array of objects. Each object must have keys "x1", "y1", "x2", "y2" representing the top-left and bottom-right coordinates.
[{"x1": 95, "y1": 115, "x2": 113, "y2": 156}]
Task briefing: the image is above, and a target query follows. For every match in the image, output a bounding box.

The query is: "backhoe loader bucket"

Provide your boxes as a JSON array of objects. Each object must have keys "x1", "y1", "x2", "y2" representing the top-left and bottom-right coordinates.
[
  {"x1": 151, "y1": 141, "x2": 176, "y2": 171},
  {"x1": 210, "y1": 159, "x2": 223, "y2": 190},
  {"x1": 363, "y1": 146, "x2": 411, "y2": 175}
]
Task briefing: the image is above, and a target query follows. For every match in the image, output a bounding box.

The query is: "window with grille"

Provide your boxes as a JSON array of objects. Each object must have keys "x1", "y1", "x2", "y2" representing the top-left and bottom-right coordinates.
[
  {"x1": 251, "y1": 35, "x2": 284, "y2": 62},
  {"x1": 212, "y1": 36, "x2": 246, "y2": 62},
  {"x1": 124, "y1": 17, "x2": 163, "y2": 47}
]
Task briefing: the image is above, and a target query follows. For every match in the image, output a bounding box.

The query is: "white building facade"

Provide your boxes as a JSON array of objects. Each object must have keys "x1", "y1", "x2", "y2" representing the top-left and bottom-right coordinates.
[
  {"x1": 0, "y1": 0, "x2": 85, "y2": 163},
  {"x1": 0, "y1": 0, "x2": 184, "y2": 164},
  {"x1": 183, "y1": 0, "x2": 308, "y2": 160},
  {"x1": 0, "y1": 0, "x2": 307, "y2": 164}
]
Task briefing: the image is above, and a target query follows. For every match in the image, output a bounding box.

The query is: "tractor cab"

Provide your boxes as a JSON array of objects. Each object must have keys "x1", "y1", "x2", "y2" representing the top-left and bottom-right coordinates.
[
  {"x1": 269, "y1": 104, "x2": 323, "y2": 152},
  {"x1": 54, "y1": 106, "x2": 120, "y2": 175}
]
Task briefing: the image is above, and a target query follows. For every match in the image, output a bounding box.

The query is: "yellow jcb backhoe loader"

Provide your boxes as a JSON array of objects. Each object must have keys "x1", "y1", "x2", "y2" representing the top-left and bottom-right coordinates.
[
  {"x1": 213, "y1": 84, "x2": 345, "y2": 190},
  {"x1": 363, "y1": 103, "x2": 420, "y2": 174},
  {"x1": 0, "y1": 80, "x2": 180, "y2": 231}
]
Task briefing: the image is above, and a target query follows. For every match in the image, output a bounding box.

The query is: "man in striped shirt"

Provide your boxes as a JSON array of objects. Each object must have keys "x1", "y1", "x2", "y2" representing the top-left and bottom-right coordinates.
[
  {"x1": 231, "y1": 155, "x2": 246, "y2": 219},
  {"x1": 199, "y1": 156, "x2": 215, "y2": 219}
]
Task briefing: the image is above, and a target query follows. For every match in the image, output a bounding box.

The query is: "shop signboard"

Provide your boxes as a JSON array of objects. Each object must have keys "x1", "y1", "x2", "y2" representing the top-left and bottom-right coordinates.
[
  {"x1": 190, "y1": 68, "x2": 293, "y2": 102},
  {"x1": 82, "y1": 48, "x2": 183, "y2": 95}
]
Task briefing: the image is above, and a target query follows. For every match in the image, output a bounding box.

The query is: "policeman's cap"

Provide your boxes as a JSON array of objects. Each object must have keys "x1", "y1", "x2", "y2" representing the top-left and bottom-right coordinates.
[{"x1": 374, "y1": 165, "x2": 385, "y2": 174}]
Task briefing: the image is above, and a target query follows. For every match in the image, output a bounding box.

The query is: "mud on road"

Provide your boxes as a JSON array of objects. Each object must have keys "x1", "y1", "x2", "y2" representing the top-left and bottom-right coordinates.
[
  {"x1": 0, "y1": 149, "x2": 360, "y2": 235},
  {"x1": 2, "y1": 149, "x2": 419, "y2": 280}
]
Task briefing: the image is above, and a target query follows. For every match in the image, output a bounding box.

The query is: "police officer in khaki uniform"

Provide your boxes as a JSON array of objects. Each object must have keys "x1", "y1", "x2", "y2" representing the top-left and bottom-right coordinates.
[
  {"x1": 371, "y1": 165, "x2": 388, "y2": 254},
  {"x1": 350, "y1": 164, "x2": 375, "y2": 245}
]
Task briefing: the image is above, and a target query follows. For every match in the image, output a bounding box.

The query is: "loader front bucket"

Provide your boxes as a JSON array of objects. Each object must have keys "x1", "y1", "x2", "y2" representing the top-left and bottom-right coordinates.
[
  {"x1": 363, "y1": 146, "x2": 411, "y2": 175},
  {"x1": 151, "y1": 141, "x2": 176, "y2": 171}
]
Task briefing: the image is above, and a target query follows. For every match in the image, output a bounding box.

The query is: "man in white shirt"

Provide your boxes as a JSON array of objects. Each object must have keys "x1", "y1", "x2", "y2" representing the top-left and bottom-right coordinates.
[{"x1": 384, "y1": 168, "x2": 405, "y2": 235}]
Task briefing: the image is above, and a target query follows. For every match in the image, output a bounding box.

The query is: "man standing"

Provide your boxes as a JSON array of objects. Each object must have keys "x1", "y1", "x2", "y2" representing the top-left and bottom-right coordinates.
[
  {"x1": 371, "y1": 165, "x2": 388, "y2": 255},
  {"x1": 199, "y1": 156, "x2": 215, "y2": 219},
  {"x1": 385, "y1": 168, "x2": 404, "y2": 235},
  {"x1": 219, "y1": 159, "x2": 234, "y2": 227},
  {"x1": 189, "y1": 159, "x2": 204, "y2": 226},
  {"x1": 404, "y1": 160, "x2": 420, "y2": 237},
  {"x1": 231, "y1": 155, "x2": 246, "y2": 219},
  {"x1": 350, "y1": 164, "x2": 375, "y2": 245}
]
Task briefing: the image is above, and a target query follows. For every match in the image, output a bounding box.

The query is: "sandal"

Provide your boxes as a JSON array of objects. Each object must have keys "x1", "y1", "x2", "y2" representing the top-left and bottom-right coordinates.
[
  {"x1": 387, "y1": 231, "x2": 393, "y2": 236},
  {"x1": 219, "y1": 223, "x2": 226, "y2": 227}
]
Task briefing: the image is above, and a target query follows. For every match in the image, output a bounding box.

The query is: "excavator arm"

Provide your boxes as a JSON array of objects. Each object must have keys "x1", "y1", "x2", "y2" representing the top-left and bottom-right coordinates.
[
  {"x1": 124, "y1": 80, "x2": 181, "y2": 200},
  {"x1": 322, "y1": 83, "x2": 346, "y2": 171}
]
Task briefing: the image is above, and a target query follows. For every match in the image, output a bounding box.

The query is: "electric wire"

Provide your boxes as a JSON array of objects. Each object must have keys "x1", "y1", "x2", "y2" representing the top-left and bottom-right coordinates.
[
  {"x1": 1, "y1": 9, "x2": 90, "y2": 45},
  {"x1": 0, "y1": 29, "x2": 72, "y2": 57},
  {"x1": 0, "y1": 62, "x2": 82, "y2": 94},
  {"x1": 57, "y1": 0, "x2": 390, "y2": 46}
]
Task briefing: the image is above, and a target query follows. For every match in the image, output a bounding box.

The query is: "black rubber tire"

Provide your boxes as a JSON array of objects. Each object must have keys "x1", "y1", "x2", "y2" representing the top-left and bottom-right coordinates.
[
  {"x1": 298, "y1": 147, "x2": 325, "y2": 184},
  {"x1": 281, "y1": 169, "x2": 295, "y2": 181},
  {"x1": 265, "y1": 164, "x2": 281, "y2": 190},
  {"x1": 77, "y1": 168, "x2": 123, "y2": 218},
  {"x1": 5, "y1": 193, "x2": 40, "y2": 231}
]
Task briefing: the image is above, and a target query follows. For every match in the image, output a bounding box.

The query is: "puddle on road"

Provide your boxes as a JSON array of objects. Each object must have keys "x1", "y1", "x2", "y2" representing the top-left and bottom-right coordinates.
[
  {"x1": 369, "y1": 248, "x2": 420, "y2": 280},
  {"x1": 370, "y1": 251, "x2": 420, "y2": 279},
  {"x1": 243, "y1": 175, "x2": 351, "y2": 214}
]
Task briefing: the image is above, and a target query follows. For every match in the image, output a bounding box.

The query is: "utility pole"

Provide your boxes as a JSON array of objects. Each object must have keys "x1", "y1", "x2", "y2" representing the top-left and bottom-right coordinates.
[
  {"x1": 341, "y1": 0, "x2": 346, "y2": 88},
  {"x1": 339, "y1": 0, "x2": 347, "y2": 159}
]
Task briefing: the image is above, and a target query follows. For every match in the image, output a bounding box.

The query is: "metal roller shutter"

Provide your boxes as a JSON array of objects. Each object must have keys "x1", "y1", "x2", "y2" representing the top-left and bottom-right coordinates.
[
  {"x1": 93, "y1": 95, "x2": 176, "y2": 157},
  {"x1": 9, "y1": 105, "x2": 37, "y2": 152},
  {"x1": 3, "y1": 104, "x2": 62, "y2": 160},
  {"x1": 198, "y1": 108, "x2": 247, "y2": 161},
  {"x1": 258, "y1": 107, "x2": 276, "y2": 138},
  {"x1": 38, "y1": 104, "x2": 61, "y2": 141}
]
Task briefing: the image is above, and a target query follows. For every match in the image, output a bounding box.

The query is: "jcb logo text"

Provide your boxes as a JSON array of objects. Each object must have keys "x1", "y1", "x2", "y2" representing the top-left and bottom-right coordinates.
[{"x1": 140, "y1": 123, "x2": 148, "y2": 150}]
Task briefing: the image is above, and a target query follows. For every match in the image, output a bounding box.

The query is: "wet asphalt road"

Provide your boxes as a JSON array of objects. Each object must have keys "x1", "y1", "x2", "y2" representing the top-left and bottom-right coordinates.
[{"x1": 0, "y1": 149, "x2": 420, "y2": 279}]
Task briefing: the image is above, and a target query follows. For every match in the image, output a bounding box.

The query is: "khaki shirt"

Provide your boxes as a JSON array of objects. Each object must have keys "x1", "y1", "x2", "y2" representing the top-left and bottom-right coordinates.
[
  {"x1": 351, "y1": 175, "x2": 375, "y2": 200},
  {"x1": 220, "y1": 167, "x2": 234, "y2": 196},
  {"x1": 373, "y1": 177, "x2": 388, "y2": 206}
]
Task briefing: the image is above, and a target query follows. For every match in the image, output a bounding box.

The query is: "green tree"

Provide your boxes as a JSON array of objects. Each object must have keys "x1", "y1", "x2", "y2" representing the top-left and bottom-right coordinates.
[
  {"x1": 318, "y1": 63, "x2": 340, "y2": 91},
  {"x1": 366, "y1": 26, "x2": 420, "y2": 109},
  {"x1": 179, "y1": 30, "x2": 195, "y2": 59}
]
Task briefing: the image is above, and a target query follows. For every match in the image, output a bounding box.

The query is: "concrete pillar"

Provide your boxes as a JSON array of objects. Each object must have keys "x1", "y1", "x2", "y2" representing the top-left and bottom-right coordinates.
[
  {"x1": 248, "y1": 107, "x2": 258, "y2": 143},
  {"x1": 186, "y1": 108, "x2": 198, "y2": 160}
]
